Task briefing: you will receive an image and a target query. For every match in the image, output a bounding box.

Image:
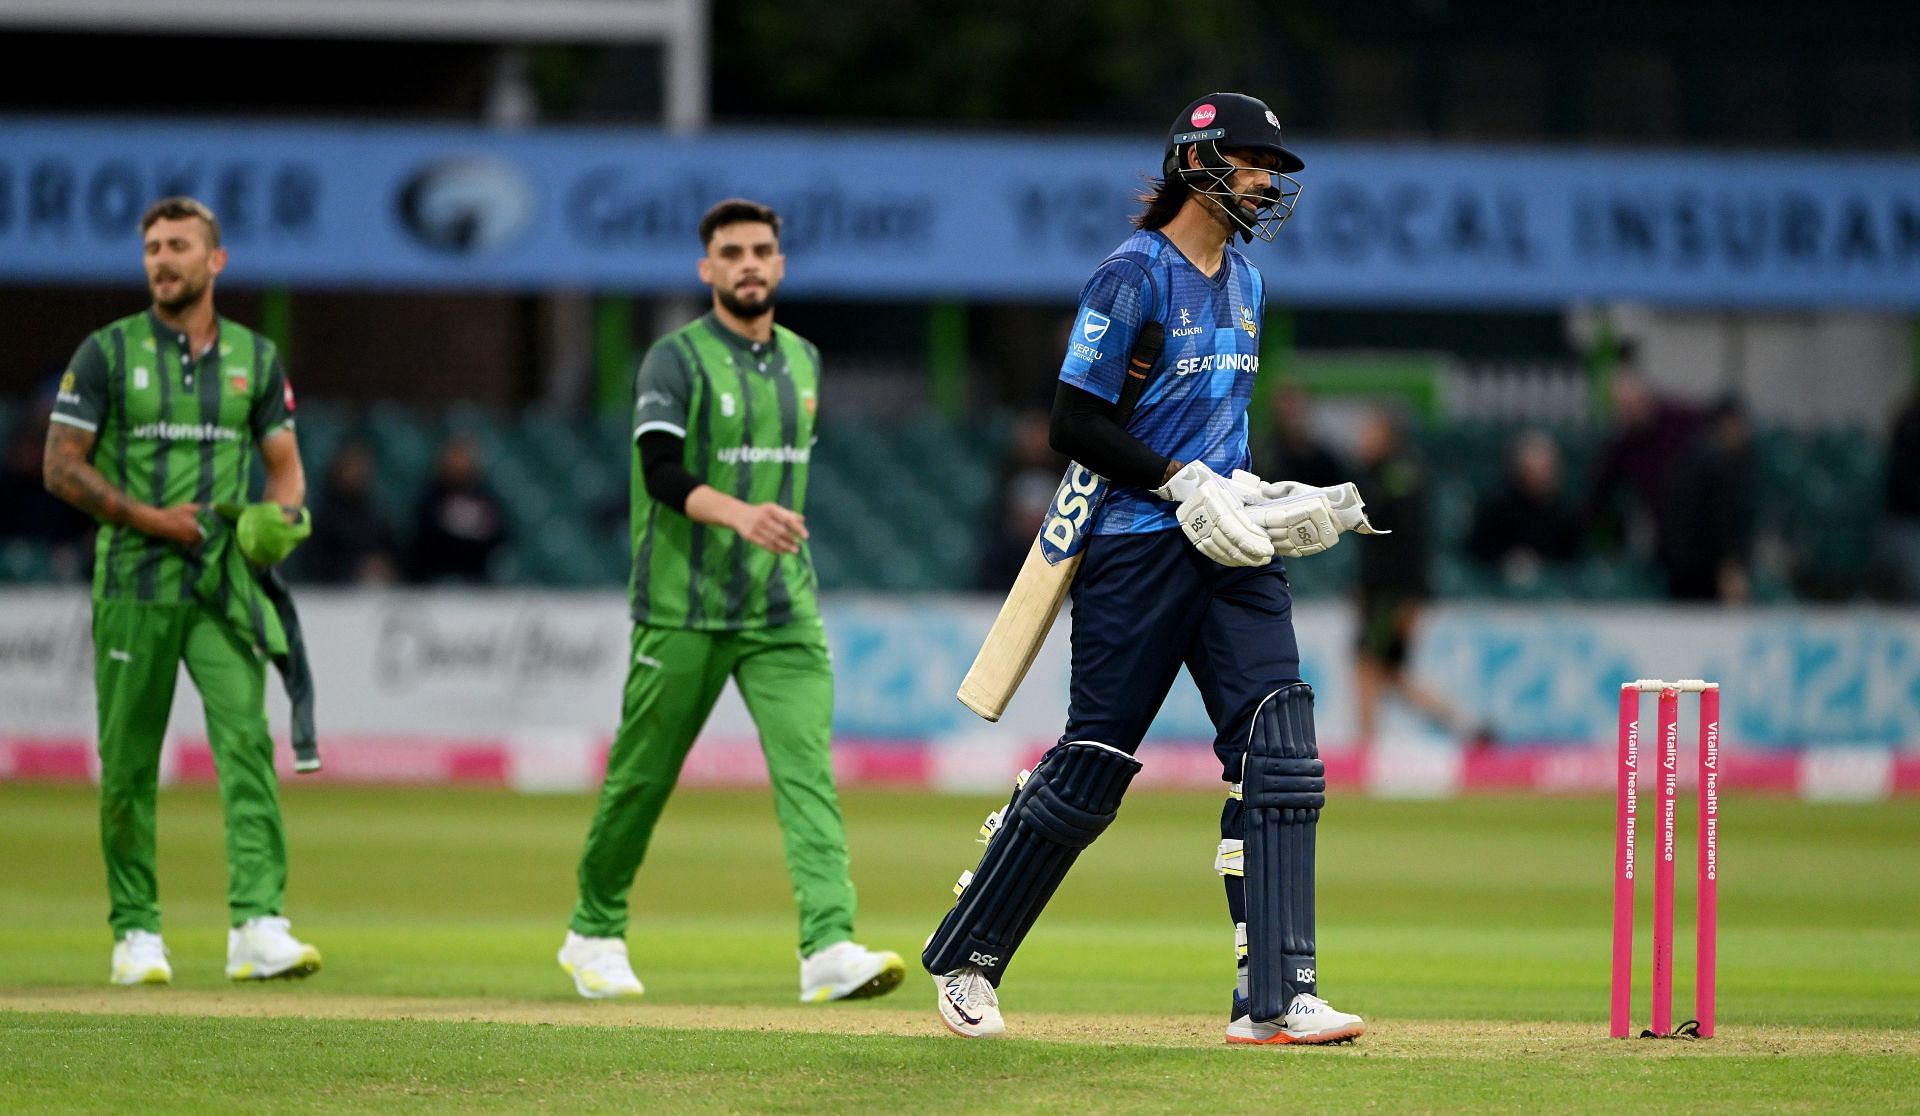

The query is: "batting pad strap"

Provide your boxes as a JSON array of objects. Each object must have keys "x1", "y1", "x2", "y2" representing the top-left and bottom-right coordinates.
[
  {"x1": 1215, "y1": 838, "x2": 1244, "y2": 877},
  {"x1": 922, "y1": 740, "x2": 1141, "y2": 985}
]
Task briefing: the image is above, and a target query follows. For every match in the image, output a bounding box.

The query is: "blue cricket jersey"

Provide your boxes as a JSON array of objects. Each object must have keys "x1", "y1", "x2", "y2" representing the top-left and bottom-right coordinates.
[{"x1": 1058, "y1": 229, "x2": 1265, "y2": 535}]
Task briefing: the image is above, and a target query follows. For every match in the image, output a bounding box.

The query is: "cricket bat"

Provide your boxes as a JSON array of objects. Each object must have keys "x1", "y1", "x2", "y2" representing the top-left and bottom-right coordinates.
[{"x1": 957, "y1": 321, "x2": 1167, "y2": 721}]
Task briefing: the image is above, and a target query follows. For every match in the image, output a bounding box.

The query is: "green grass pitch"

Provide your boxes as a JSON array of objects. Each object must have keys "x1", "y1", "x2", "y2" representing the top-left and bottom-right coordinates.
[{"x1": 3, "y1": 782, "x2": 1918, "y2": 1112}]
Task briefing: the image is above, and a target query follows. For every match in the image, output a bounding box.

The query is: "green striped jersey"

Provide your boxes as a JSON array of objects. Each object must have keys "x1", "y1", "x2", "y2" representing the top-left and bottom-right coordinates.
[
  {"x1": 629, "y1": 313, "x2": 820, "y2": 630},
  {"x1": 52, "y1": 310, "x2": 295, "y2": 602}
]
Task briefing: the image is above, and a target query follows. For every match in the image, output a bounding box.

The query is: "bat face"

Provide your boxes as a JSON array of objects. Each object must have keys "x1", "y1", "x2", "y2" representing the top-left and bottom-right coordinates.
[{"x1": 1038, "y1": 465, "x2": 1110, "y2": 565}]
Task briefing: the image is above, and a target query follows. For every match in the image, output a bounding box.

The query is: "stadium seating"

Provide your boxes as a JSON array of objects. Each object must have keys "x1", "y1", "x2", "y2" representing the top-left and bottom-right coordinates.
[{"x1": 0, "y1": 398, "x2": 1893, "y2": 600}]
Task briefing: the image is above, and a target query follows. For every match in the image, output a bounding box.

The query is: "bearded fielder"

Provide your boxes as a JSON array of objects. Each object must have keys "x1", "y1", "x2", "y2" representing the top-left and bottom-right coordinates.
[
  {"x1": 923, "y1": 94, "x2": 1380, "y2": 1043},
  {"x1": 45, "y1": 196, "x2": 321, "y2": 986},
  {"x1": 557, "y1": 199, "x2": 903, "y2": 1005}
]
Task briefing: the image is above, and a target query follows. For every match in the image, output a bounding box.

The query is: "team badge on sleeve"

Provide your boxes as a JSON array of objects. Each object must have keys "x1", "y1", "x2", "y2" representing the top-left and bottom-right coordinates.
[{"x1": 1065, "y1": 307, "x2": 1113, "y2": 371}]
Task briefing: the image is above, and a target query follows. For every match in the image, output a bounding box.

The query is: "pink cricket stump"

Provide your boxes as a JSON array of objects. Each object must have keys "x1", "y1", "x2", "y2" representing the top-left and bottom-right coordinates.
[
  {"x1": 1651, "y1": 687, "x2": 1679, "y2": 1035},
  {"x1": 1697, "y1": 684, "x2": 1720, "y2": 1038},
  {"x1": 1610, "y1": 685, "x2": 1639, "y2": 1039}
]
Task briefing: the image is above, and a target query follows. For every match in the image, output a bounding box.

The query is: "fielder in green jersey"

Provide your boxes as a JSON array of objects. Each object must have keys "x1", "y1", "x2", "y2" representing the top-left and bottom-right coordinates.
[
  {"x1": 559, "y1": 199, "x2": 905, "y2": 1005},
  {"x1": 44, "y1": 196, "x2": 323, "y2": 987}
]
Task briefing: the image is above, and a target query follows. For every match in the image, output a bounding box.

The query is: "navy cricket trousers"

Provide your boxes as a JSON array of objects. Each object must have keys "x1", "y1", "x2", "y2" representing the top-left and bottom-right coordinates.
[{"x1": 1061, "y1": 527, "x2": 1303, "y2": 781}]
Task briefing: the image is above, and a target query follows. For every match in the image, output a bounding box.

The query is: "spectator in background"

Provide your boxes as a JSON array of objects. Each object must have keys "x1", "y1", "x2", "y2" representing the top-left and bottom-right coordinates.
[
  {"x1": 975, "y1": 410, "x2": 1065, "y2": 591},
  {"x1": 1260, "y1": 383, "x2": 1347, "y2": 490},
  {"x1": 1351, "y1": 407, "x2": 1492, "y2": 752},
  {"x1": 408, "y1": 433, "x2": 509, "y2": 583},
  {"x1": 1467, "y1": 428, "x2": 1583, "y2": 588},
  {"x1": 1584, "y1": 363, "x2": 1702, "y2": 571},
  {"x1": 0, "y1": 397, "x2": 93, "y2": 580},
  {"x1": 1661, "y1": 398, "x2": 1757, "y2": 602},
  {"x1": 1875, "y1": 391, "x2": 1920, "y2": 601},
  {"x1": 299, "y1": 438, "x2": 400, "y2": 585}
]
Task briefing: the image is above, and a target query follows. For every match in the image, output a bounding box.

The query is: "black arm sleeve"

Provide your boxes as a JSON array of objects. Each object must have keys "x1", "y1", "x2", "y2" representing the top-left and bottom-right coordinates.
[
  {"x1": 1049, "y1": 381, "x2": 1173, "y2": 490},
  {"x1": 639, "y1": 431, "x2": 704, "y2": 514}
]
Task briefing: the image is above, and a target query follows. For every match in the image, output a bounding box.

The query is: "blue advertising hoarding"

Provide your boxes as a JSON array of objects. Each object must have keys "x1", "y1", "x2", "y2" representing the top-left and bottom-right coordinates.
[{"x1": 1, "y1": 117, "x2": 1917, "y2": 307}]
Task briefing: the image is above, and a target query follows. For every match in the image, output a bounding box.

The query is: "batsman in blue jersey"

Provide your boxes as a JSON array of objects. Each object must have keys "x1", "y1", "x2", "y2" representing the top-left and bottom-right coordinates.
[{"x1": 925, "y1": 93, "x2": 1385, "y2": 1043}]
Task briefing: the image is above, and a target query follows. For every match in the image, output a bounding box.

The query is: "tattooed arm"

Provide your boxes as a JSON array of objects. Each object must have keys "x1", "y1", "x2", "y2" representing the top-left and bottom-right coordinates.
[
  {"x1": 43, "y1": 423, "x2": 202, "y2": 546},
  {"x1": 258, "y1": 427, "x2": 307, "y2": 511}
]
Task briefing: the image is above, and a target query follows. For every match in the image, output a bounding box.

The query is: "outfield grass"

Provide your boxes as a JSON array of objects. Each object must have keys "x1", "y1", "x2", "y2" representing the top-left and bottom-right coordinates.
[{"x1": 3, "y1": 783, "x2": 1918, "y2": 1111}]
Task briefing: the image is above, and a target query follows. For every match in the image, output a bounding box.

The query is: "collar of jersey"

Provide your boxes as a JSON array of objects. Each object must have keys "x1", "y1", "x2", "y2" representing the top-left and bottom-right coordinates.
[
  {"x1": 146, "y1": 308, "x2": 226, "y2": 361},
  {"x1": 1148, "y1": 230, "x2": 1234, "y2": 291},
  {"x1": 700, "y1": 311, "x2": 779, "y2": 361}
]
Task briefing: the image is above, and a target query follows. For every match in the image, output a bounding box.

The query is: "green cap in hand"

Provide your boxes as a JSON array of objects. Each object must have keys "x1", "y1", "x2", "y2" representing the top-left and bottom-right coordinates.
[{"x1": 216, "y1": 501, "x2": 312, "y2": 566}]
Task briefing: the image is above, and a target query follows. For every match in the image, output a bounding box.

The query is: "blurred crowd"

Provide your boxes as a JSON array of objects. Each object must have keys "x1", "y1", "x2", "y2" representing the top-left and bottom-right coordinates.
[
  {"x1": 1, "y1": 382, "x2": 512, "y2": 587},
  {"x1": 6, "y1": 367, "x2": 1919, "y2": 601},
  {"x1": 973, "y1": 370, "x2": 1920, "y2": 606},
  {"x1": 295, "y1": 433, "x2": 511, "y2": 586}
]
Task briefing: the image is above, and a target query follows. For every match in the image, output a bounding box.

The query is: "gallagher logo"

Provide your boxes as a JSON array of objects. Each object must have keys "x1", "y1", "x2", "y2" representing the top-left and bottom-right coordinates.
[{"x1": 397, "y1": 156, "x2": 535, "y2": 255}]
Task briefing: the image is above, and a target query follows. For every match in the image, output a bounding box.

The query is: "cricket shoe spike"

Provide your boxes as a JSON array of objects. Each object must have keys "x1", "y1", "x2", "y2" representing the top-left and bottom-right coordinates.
[
  {"x1": 1228, "y1": 991, "x2": 1365, "y2": 1045},
  {"x1": 226, "y1": 916, "x2": 322, "y2": 981},
  {"x1": 557, "y1": 931, "x2": 644, "y2": 999},
  {"x1": 110, "y1": 930, "x2": 171, "y2": 986},
  {"x1": 800, "y1": 941, "x2": 906, "y2": 1003},
  {"x1": 934, "y1": 966, "x2": 1005, "y2": 1038}
]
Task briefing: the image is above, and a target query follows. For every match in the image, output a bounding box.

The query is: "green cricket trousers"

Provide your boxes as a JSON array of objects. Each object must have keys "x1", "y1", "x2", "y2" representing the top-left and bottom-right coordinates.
[
  {"x1": 93, "y1": 598, "x2": 288, "y2": 937},
  {"x1": 570, "y1": 618, "x2": 856, "y2": 954}
]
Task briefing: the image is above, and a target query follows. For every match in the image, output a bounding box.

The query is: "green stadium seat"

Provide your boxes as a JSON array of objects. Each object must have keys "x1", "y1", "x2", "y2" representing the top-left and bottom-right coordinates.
[{"x1": 0, "y1": 539, "x2": 54, "y2": 583}]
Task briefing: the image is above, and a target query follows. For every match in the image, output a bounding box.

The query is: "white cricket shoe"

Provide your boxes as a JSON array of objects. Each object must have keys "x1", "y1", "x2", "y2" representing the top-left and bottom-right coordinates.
[
  {"x1": 1227, "y1": 991, "x2": 1366, "y2": 1045},
  {"x1": 934, "y1": 966, "x2": 1005, "y2": 1037},
  {"x1": 799, "y1": 940, "x2": 905, "y2": 1003},
  {"x1": 110, "y1": 930, "x2": 171, "y2": 986},
  {"x1": 226, "y1": 916, "x2": 323, "y2": 981},
  {"x1": 557, "y1": 931, "x2": 645, "y2": 999}
]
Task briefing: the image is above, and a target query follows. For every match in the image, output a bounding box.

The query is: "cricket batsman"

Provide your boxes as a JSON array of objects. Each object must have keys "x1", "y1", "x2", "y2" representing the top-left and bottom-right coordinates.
[
  {"x1": 557, "y1": 199, "x2": 904, "y2": 1004},
  {"x1": 44, "y1": 196, "x2": 322, "y2": 986},
  {"x1": 923, "y1": 94, "x2": 1378, "y2": 1042}
]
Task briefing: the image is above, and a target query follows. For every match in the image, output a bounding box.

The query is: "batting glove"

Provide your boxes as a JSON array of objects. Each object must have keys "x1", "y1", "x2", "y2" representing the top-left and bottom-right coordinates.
[{"x1": 1154, "y1": 461, "x2": 1274, "y2": 567}]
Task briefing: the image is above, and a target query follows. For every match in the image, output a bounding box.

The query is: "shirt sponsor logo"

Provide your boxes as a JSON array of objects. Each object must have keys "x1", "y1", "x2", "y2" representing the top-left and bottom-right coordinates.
[
  {"x1": 130, "y1": 421, "x2": 242, "y2": 443},
  {"x1": 714, "y1": 444, "x2": 811, "y2": 465},
  {"x1": 133, "y1": 367, "x2": 150, "y2": 390},
  {"x1": 720, "y1": 392, "x2": 737, "y2": 418},
  {"x1": 228, "y1": 369, "x2": 249, "y2": 394},
  {"x1": 57, "y1": 369, "x2": 83, "y2": 407},
  {"x1": 636, "y1": 390, "x2": 673, "y2": 411},
  {"x1": 1172, "y1": 352, "x2": 1260, "y2": 377},
  {"x1": 1081, "y1": 310, "x2": 1111, "y2": 342}
]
